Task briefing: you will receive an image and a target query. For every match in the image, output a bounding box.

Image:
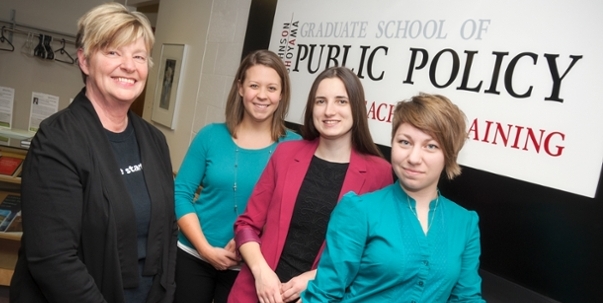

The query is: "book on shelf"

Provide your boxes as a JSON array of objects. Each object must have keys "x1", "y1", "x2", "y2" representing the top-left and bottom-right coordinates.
[
  {"x1": 0, "y1": 208, "x2": 11, "y2": 228},
  {"x1": 4, "y1": 210, "x2": 22, "y2": 232},
  {"x1": 0, "y1": 194, "x2": 21, "y2": 232},
  {"x1": 0, "y1": 155, "x2": 23, "y2": 176}
]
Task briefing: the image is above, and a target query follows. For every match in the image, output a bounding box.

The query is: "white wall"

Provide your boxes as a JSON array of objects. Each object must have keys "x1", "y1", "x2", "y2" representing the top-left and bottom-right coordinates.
[
  {"x1": 143, "y1": 0, "x2": 251, "y2": 171},
  {"x1": 1, "y1": 0, "x2": 252, "y2": 171},
  {"x1": 0, "y1": 0, "x2": 106, "y2": 131}
]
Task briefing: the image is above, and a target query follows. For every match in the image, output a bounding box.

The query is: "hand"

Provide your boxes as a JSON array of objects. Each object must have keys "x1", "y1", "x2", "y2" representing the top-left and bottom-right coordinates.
[
  {"x1": 254, "y1": 265, "x2": 284, "y2": 303},
  {"x1": 224, "y1": 239, "x2": 242, "y2": 262},
  {"x1": 280, "y1": 270, "x2": 315, "y2": 303},
  {"x1": 201, "y1": 246, "x2": 238, "y2": 270}
]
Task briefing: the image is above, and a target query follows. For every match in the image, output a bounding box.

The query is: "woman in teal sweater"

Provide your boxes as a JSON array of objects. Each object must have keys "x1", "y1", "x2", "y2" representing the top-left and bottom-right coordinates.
[
  {"x1": 174, "y1": 50, "x2": 300, "y2": 303},
  {"x1": 302, "y1": 93, "x2": 485, "y2": 303}
]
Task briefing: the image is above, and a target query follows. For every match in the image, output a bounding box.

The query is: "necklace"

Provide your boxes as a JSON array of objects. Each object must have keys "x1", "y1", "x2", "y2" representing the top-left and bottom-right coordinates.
[
  {"x1": 406, "y1": 192, "x2": 439, "y2": 233},
  {"x1": 233, "y1": 147, "x2": 240, "y2": 214}
]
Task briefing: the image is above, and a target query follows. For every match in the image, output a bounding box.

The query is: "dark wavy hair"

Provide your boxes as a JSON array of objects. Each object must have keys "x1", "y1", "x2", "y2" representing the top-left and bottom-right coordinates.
[{"x1": 301, "y1": 66, "x2": 383, "y2": 158}]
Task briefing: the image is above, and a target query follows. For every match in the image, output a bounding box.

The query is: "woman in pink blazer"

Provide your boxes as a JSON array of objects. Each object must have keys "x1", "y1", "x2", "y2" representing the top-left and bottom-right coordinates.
[{"x1": 227, "y1": 67, "x2": 393, "y2": 303}]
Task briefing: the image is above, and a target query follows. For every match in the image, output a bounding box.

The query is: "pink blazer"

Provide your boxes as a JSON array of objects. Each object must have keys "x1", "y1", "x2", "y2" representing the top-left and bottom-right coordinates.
[{"x1": 228, "y1": 139, "x2": 393, "y2": 303}]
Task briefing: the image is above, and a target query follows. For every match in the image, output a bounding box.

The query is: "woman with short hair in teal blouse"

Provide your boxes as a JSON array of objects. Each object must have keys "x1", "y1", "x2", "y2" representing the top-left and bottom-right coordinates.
[{"x1": 302, "y1": 93, "x2": 485, "y2": 303}]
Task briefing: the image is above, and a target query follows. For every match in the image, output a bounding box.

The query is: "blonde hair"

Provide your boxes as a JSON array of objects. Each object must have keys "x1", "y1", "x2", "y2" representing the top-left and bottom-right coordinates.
[
  {"x1": 391, "y1": 93, "x2": 467, "y2": 179},
  {"x1": 76, "y1": 3, "x2": 155, "y2": 81},
  {"x1": 225, "y1": 50, "x2": 291, "y2": 141}
]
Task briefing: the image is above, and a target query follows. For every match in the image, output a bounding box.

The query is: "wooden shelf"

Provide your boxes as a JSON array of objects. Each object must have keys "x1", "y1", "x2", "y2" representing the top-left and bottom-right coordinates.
[
  {"x1": 0, "y1": 143, "x2": 26, "y2": 287},
  {"x1": 0, "y1": 239, "x2": 20, "y2": 286},
  {"x1": 0, "y1": 231, "x2": 21, "y2": 241}
]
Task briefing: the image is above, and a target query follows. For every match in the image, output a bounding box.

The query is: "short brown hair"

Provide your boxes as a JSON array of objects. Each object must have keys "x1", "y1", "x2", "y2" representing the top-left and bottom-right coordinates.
[
  {"x1": 76, "y1": 3, "x2": 155, "y2": 82},
  {"x1": 391, "y1": 93, "x2": 467, "y2": 179},
  {"x1": 225, "y1": 50, "x2": 291, "y2": 141},
  {"x1": 301, "y1": 66, "x2": 383, "y2": 158}
]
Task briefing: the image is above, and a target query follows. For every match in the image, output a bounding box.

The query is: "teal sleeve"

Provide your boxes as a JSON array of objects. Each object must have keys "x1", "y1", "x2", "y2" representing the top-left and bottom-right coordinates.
[
  {"x1": 283, "y1": 129, "x2": 302, "y2": 141},
  {"x1": 302, "y1": 192, "x2": 368, "y2": 302},
  {"x1": 448, "y1": 212, "x2": 486, "y2": 303},
  {"x1": 174, "y1": 125, "x2": 212, "y2": 219}
]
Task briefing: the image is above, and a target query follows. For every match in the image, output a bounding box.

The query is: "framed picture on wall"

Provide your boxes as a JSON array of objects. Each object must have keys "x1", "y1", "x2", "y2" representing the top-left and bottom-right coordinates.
[{"x1": 151, "y1": 43, "x2": 186, "y2": 129}]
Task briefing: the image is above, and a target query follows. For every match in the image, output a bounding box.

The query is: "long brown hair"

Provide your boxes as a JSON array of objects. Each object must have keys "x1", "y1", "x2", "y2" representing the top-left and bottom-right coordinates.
[
  {"x1": 301, "y1": 66, "x2": 383, "y2": 158},
  {"x1": 225, "y1": 50, "x2": 291, "y2": 141}
]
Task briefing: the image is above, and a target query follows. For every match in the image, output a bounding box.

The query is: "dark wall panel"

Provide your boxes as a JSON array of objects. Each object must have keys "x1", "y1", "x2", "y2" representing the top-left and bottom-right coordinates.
[
  {"x1": 241, "y1": 0, "x2": 278, "y2": 60},
  {"x1": 438, "y1": 166, "x2": 603, "y2": 302}
]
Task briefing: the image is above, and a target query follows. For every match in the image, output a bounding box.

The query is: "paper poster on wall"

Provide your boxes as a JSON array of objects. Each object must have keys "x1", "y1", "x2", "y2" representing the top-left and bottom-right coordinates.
[
  {"x1": 29, "y1": 92, "x2": 59, "y2": 132},
  {"x1": 269, "y1": 0, "x2": 603, "y2": 198},
  {"x1": 0, "y1": 86, "x2": 15, "y2": 129}
]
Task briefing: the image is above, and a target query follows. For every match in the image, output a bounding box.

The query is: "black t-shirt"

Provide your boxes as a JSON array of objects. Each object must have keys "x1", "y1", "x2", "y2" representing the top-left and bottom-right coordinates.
[{"x1": 106, "y1": 121, "x2": 153, "y2": 303}]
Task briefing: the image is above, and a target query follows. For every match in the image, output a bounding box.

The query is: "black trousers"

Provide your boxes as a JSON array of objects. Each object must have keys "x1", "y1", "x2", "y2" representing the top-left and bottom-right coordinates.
[{"x1": 174, "y1": 247, "x2": 239, "y2": 303}]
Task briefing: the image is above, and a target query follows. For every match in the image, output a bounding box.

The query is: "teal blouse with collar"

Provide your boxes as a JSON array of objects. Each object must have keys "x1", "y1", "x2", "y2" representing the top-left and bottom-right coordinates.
[{"x1": 302, "y1": 183, "x2": 485, "y2": 303}]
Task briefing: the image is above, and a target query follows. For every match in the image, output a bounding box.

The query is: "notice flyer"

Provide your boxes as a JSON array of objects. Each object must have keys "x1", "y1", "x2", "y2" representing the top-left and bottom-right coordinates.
[
  {"x1": 29, "y1": 92, "x2": 59, "y2": 132},
  {"x1": 0, "y1": 86, "x2": 15, "y2": 129}
]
